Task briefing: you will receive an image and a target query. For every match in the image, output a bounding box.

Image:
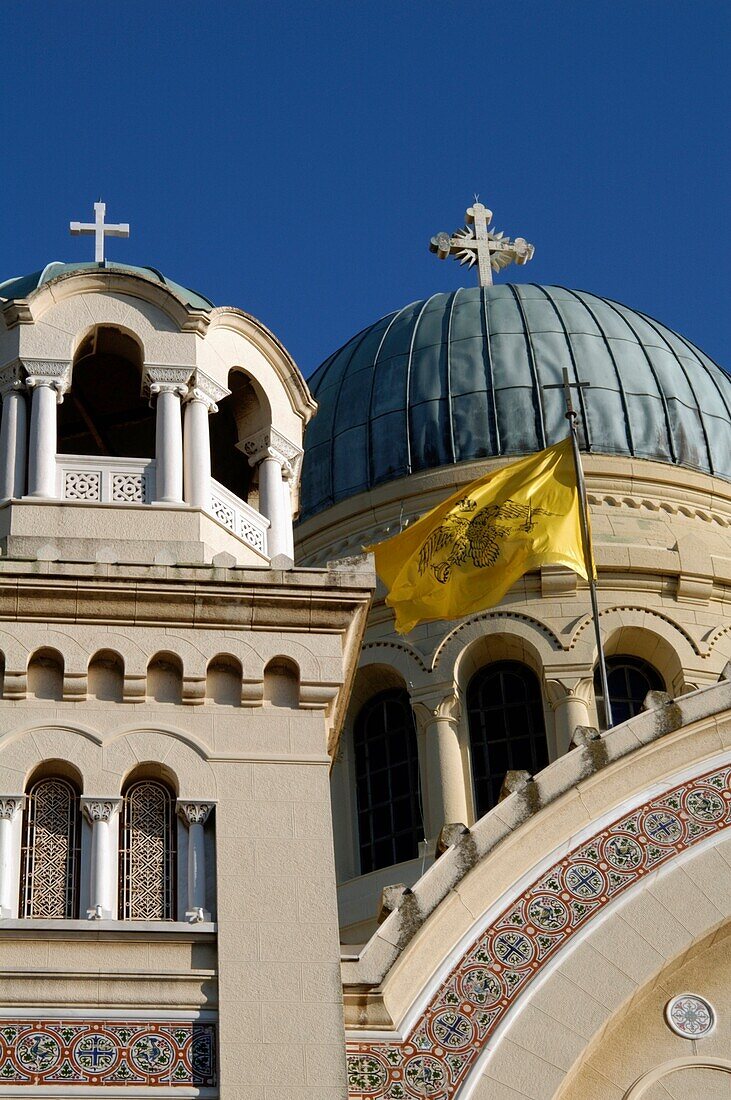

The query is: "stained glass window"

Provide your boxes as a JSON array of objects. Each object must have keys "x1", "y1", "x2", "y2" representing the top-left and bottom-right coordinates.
[
  {"x1": 467, "y1": 662, "x2": 548, "y2": 817},
  {"x1": 119, "y1": 780, "x2": 176, "y2": 920},
  {"x1": 20, "y1": 777, "x2": 81, "y2": 919},
  {"x1": 354, "y1": 690, "x2": 423, "y2": 874}
]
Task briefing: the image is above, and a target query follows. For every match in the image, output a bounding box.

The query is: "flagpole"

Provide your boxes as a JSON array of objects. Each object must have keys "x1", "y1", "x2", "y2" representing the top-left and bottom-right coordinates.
[{"x1": 555, "y1": 368, "x2": 614, "y2": 729}]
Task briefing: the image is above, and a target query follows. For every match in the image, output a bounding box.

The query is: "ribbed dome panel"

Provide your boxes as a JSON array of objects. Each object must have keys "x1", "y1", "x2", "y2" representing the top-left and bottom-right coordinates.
[{"x1": 301, "y1": 285, "x2": 731, "y2": 519}]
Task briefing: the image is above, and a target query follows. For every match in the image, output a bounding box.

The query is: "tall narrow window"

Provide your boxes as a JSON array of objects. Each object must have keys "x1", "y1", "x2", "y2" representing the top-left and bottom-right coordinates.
[
  {"x1": 20, "y1": 777, "x2": 81, "y2": 918},
  {"x1": 119, "y1": 780, "x2": 176, "y2": 920},
  {"x1": 595, "y1": 656, "x2": 663, "y2": 728},
  {"x1": 354, "y1": 690, "x2": 423, "y2": 874},
  {"x1": 467, "y1": 662, "x2": 548, "y2": 818}
]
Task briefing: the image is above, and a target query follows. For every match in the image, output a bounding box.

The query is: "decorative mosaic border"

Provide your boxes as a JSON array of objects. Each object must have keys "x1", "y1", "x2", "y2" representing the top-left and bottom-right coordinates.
[
  {"x1": 346, "y1": 763, "x2": 731, "y2": 1099},
  {"x1": 0, "y1": 1020, "x2": 215, "y2": 1087}
]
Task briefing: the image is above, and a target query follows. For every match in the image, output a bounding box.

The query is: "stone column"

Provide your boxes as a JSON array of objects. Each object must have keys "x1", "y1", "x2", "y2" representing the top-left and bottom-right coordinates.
[
  {"x1": 545, "y1": 676, "x2": 595, "y2": 756},
  {"x1": 0, "y1": 797, "x2": 24, "y2": 918},
  {"x1": 242, "y1": 428, "x2": 303, "y2": 562},
  {"x1": 0, "y1": 364, "x2": 28, "y2": 501},
  {"x1": 25, "y1": 361, "x2": 70, "y2": 499},
  {"x1": 82, "y1": 797, "x2": 123, "y2": 920},
  {"x1": 144, "y1": 368, "x2": 192, "y2": 505},
  {"x1": 183, "y1": 372, "x2": 229, "y2": 510},
  {"x1": 413, "y1": 692, "x2": 468, "y2": 840},
  {"x1": 177, "y1": 800, "x2": 213, "y2": 921}
]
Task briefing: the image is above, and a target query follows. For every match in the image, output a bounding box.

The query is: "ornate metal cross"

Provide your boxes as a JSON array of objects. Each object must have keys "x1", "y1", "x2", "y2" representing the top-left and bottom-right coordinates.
[
  {"x1": 69, "y1": 201, "x2": 130, "y2": 264},
  {"x1": 430, "y1": 200, "x2": 534, "y2": 287}
]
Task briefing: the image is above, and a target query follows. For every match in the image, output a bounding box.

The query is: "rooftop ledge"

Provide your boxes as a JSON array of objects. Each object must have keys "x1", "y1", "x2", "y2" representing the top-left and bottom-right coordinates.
[
  {"x1": 341, "y1": 675, "x2": 731, "y2": 1009},
  {"x1": 0, "y1": 919, "x2": 216, "y2": 938}
]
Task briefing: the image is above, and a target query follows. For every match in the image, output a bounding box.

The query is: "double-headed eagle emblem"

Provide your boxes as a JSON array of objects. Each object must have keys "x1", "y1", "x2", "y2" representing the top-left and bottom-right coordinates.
[{"x1": 417, "y1": 497, "x2": 553, "y2": 584}]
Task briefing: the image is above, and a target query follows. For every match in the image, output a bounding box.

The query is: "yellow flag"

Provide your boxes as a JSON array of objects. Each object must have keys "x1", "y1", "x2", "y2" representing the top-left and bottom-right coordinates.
[{"x1": 366, "y1": 438, "x2": 591, "y2": 634}]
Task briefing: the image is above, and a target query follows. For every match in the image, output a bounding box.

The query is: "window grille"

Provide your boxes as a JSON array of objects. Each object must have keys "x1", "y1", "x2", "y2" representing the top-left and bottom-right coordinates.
[
  {"x1": 119, "y1": 780, "x2": 176, "y2": 920},
  {"x1": 467, "y1": 662, "x2": 549, "y2": 817},
  {"x1": 20, "y1": 777, "x2": 81, "y2": 919},
  {"x1": 594, "y1": 655, "x2": 663, "y2": 728},
  {"x1": 354, "y1": 690, "x2": 423, "y2": 874}
]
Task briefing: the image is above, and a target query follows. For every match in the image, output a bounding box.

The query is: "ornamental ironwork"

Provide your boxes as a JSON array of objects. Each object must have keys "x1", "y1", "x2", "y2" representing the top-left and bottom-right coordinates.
[
  {"x1": 119, "y1": 781, "x2": 176, "y2": 921},
  {"x1": 20, "y1": 778, "x2": 81, "y2": 919}
]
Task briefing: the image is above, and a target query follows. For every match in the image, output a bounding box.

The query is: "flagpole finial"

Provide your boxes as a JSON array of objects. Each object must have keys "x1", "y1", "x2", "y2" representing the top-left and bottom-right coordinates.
[{"x1": 429, "y1": 199, "x2": 535, "y2": 287}]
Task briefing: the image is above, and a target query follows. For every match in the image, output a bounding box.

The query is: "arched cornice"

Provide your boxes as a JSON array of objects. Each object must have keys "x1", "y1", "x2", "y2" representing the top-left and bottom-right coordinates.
[
  {"x1": 4, "y1": 269, "x2": 210, "y2": 333},
  {"x1": 433, "y1": 610, "x2": 564, "y2": 678},
  {"x1": 361, "y1": 640, "x2": 429, "y2": 677},
  {"x1": 207, "y1": 307, "x2": 317, "y2": 424},
  {"x1": 570, "y1": 605, "x2": 703, "y2": 657}
]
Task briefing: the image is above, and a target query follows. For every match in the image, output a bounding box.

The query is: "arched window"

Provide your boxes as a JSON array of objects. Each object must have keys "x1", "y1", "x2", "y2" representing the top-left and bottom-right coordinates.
[
  {"x1": 353, "y1": 690, "x2": 423, "y2": 874},
  {"x1": 58, "y1": 326, "x2": 154, "y2": 459},
  {"x1": 594, "y1": 656, "x2": 664, "y2": 728},
  {"x1": 20, "y1": 776, "x2": 81, "y2": 918},
  {"x1": 467, "y1": 661, "x2": 548, "y2": 818},
  {"x1": 119, "y1": 779, "x2": 176, "y2": 920}
]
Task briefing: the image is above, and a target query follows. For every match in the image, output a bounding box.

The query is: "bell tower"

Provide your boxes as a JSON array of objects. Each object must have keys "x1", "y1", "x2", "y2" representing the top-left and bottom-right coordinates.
[{"x1": 0, "y1": 255, "x2": 372, "y2": 1097}]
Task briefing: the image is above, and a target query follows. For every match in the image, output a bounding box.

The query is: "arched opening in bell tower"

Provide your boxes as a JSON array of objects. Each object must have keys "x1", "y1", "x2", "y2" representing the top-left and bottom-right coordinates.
[
  {"x1": 58, "y1": 326, "x2": 156, "y2": 459},
  {"x1": 209, "y1": 369, "x2": 265, "y2": 502}
]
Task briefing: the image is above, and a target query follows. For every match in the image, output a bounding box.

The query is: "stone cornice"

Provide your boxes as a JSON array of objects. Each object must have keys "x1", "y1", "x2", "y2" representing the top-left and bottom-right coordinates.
[{"x1": 0, "y1": 558, "x2": 374, "y2": 634}]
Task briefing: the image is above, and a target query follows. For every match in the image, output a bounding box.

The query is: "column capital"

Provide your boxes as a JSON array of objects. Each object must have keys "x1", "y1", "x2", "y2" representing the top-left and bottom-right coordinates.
[
  {"x1": 544, "y1": 676, "x2": 595, "y2": 709},
  {"x1": 0, "y1": 796, "x2": 24, "y2": 821},
  {"x1": 240, "y1": 426, "x2": 303, "y2": 478},
  {"x1": 411, "y1": 687, "x2": 461, "y2": 729},
  {"x1": 183, "y1": 370, "x2": 229, "y2": 414},
  {"x1": 142, "y1": 365, "x2": 192, "y2": 402},
  {"x1": 177, "y1": 800, "x2": 214, "y2": 827},
  {"x1": 81, "y1": 796, "x2": 123, "y2": 824},
  {"x1": 22, "y1": 359, "x2": 71, "y2": 402},
  {"x1": 0, "y1": 361, "x2": 27, "y2": 398}
]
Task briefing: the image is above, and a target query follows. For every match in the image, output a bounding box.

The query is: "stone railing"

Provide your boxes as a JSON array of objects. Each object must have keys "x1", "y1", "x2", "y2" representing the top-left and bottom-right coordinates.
[
  {"x1": 209, "y1": 477, "x2": 269, "y2": 555},
  {"x1": 55, "y1": 458, "x2": 269, "y2": 557},
  {"x1": 57, "y1": 454, "x2": 155, "y2": 504}
]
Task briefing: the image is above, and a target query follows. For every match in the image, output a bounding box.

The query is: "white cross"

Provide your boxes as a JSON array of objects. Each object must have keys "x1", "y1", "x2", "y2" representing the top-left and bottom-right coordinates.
[
  {"x1": 69, "y1": 201, "x2": 130, "y2": 264},
  {"x1": 430, "y1": 200, "x2": 534, "y2": 287}
]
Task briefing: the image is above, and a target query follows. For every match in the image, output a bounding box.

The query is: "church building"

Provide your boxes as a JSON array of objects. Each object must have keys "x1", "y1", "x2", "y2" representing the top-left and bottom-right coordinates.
[{"x1": 0, "y1": 200, "x2": 729, "y2": 1098}]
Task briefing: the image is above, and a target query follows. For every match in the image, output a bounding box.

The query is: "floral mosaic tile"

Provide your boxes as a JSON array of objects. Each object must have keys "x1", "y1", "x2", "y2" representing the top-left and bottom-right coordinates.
[
  {"x1": 347, "y1": 762, "x2": 731, "y2": 1099},
  {"x1": 0, "y1": 1020, "x2": 215, "y2": 1087}
]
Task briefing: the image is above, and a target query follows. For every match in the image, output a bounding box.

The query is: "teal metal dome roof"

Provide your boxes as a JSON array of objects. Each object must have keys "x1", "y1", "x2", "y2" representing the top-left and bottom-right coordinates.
[
  {"x1": 301, "y1": 284, "x2": 731, "y2": 520},
  {"x1": 0, "y1": 262, "x2": 214, "y2": 311}
]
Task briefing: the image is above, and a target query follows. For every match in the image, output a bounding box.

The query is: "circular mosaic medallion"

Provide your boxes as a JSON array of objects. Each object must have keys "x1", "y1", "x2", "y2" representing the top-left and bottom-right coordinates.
[
  {"x1": 347, "y1": 1053, "x2": 388, "y2": 1091},
  {"x1": 643, "y1": 810, "x2": 683, "y2": 845},
  {"x1": 603, "y1": 833, "x2": 643, "y2": 871},
  {"x1": 16, "y1": 1032, "x2": 61, "y2": 1073},
  {"x1": 564, "y1": 863, "x2": 605, "y2": 899},
  {"x1": 492, "y1": 930, "x2": 535, "y2": 968},
  {"x1": 685, "y1": 787, "x2": 726, "y2": 823},
  {"x1": 404, "y1": 1054, "x2": 446, "y2": 1095},
  {"x1": 130, "y1": 1034, "x2": 175, "y2": 1075},
  {"x1": 665, "y1": 993, "x2": 716, "y2": 1038},
  {"x1": 527, "y1": 895, "x2": 569, "y2": 931},
  {"x1": 431, "y1": 1009, "x2": 474, "y2": 1049},
  {"x1": 72, "y1": 1033, "x2": 118, "y2": 1073},
  {"x1": 460, "y1": 966, "x2": 503, "y2": 1006}
]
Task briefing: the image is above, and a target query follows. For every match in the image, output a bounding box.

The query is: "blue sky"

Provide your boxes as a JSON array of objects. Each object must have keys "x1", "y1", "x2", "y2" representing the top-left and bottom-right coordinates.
[{"x1": 2, "y1": 1, "x2": 729, "y2": 375}]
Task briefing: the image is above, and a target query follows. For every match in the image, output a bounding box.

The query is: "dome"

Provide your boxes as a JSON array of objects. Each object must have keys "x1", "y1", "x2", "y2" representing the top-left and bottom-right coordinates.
[
  {"x1": 301, "y1": 284, "x2": 731, "y2": 519},
  {"x1": 0, "y1": 261, "x2": 214, "y2": 311}
]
